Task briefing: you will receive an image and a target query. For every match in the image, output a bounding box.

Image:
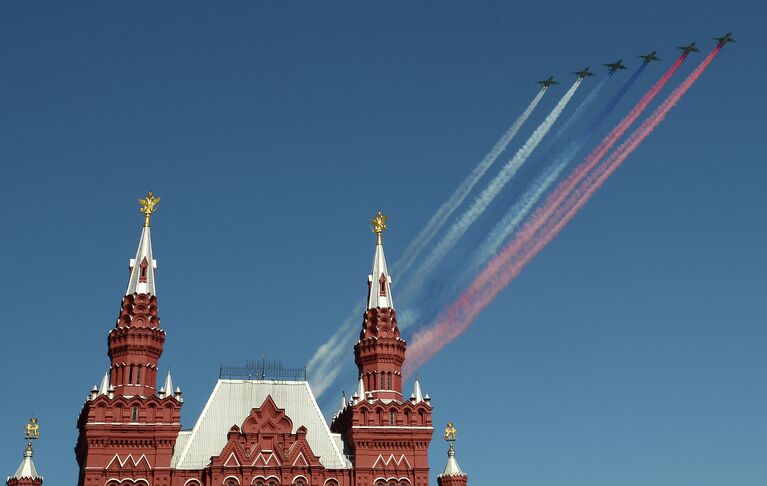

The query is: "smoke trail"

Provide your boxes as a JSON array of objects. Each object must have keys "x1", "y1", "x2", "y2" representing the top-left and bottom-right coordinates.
[
  {"x1": 307, "y1": 90, "x2": 548, "y2": 398},
  {"x1": 401, "y1": 79, "x2": 583, "y2": 302},
  {"x1": 465, "y1": 64, "x2": 647, "y2": 275},
  {"x1": 535, "y1": 46, "x2": 723, "y2": 258},
  {"x1": 393, "y1": 89, "x2": 547, "y2": 277},
  {"x1": 405, "y1": 48, "x2": 721, "y2": 375},
  {"x1": 469, "y1": 55, "x2": 687, "y2": 294},
  {"x1": 306, "y1": 301, "x2": 363, "y2": 398}
]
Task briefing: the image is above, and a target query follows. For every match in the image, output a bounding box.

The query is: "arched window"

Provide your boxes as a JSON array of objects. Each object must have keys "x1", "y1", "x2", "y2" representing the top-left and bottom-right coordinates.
[
  {"x1": 380, "y1": 373, "x2": 385, "y2": 389},
  {"x1": 387, "y1": 372, "x2": 392, "y2": 390},
  {"x1": 389, "y1": 410, "x2": 396, "y2": 425},
  {"x1": 131, "y1": 405, "x2": 139, "y2": 422},
  {"x1": 136, "y1": 365, "x2": 142, "y2": 384}
]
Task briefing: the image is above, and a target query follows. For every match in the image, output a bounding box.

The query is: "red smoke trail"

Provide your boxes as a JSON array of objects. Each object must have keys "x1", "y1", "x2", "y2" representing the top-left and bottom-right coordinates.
[{"x1": 405, "y1": 46, "x2": 721, "y2": 375}]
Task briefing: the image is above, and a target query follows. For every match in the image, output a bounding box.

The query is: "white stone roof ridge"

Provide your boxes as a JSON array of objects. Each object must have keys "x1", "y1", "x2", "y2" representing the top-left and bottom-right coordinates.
[{"x1": 171, "y1": 379, "x2": 351, "y2": 470}]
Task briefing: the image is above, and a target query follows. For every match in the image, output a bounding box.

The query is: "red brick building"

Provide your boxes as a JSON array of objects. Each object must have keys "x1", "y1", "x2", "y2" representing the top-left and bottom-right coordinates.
[{"x1": 9, "y1": 197, "x2": 469, "y2": 486}]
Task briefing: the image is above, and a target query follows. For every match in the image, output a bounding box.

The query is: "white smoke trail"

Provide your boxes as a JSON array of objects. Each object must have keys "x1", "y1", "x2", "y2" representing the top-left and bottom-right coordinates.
[
  {"x1": 402, "y1": 79, "x2": 583, "y2": 300},
  {"x1": 393, "y1": 89, "x2": 547, "y2": 277},
  {"x1": 306, "y1": 302, "x2": 363, "y2": 397}
]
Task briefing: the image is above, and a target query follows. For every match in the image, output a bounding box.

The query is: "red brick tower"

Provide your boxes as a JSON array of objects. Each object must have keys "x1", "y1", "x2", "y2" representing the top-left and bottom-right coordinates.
[
  {"x1": 75, "y1": 193, "x2": 182, "y2": 486},
  {"x1": 331, "y1": 212, "x2": 434, "y2": 486}
]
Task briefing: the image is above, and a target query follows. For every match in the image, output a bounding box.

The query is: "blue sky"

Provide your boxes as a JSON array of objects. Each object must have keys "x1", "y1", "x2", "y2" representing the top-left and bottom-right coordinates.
[{"x1": 1, "y1": 1, "x2": 765, "y2": 484}]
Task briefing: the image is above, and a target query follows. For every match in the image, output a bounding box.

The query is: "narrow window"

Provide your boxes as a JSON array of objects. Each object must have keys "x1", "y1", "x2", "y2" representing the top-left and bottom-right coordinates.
[
  {"x1": 136, "y1": 366, "x2": 142, "y2": 385},
  {"x1": 131, "y1": 405, "x2": 139, "y2": 422},
  {"x1": 379, "y1": 273, "x2": 387, "y2": 296},
  {"x1": 380, "y1": 373, "x2": 386, "y2": 389},
  {"x1": 128, "y1": 365, "x2": 134, "y2": 384},
  {"x1": 389, "y1": 410, "x2": 396, "y2": 425},
  {"x1": 139, "y1": 257, "x2": 149, "y2": 282},
  {"x1": 387, "y1": 372, "x2": 392, "y2": 390}
]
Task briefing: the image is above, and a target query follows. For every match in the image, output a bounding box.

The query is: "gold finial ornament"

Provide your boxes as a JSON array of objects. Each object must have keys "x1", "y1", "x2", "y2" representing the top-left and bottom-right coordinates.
[
  {"x1": 444, "y1": 421, "x2": 457, "y2": 442},
  {"x1": 444, "y1": 421, "x2": 457, "y2": 454},
  {"x1": 138, "y1": 192, "x2": 161, "y2": 227},
  {"x1": 370, "y1": 211, "x2": 388, "y2": 245},
  {"x1": 24, "y1": 418, "x2": 39, "y2": 449}
]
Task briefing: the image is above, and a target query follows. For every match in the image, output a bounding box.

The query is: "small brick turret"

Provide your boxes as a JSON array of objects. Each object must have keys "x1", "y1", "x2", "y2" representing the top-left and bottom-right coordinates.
[
  {"x1": 6, "y1": 443, "x2": 43, "y2": 486},
  {"x1": 437, "y1": 439, "x2": 468, "y2": 486}
]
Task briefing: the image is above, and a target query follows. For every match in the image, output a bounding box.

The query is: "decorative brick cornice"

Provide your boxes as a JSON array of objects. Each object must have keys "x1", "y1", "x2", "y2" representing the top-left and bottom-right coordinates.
[
  {"x1": 116, "y1": 293, "x2": 160, "y2": 329},
  {"x1": 359, "y1": 307, "x2": 400, "y2": 340}
]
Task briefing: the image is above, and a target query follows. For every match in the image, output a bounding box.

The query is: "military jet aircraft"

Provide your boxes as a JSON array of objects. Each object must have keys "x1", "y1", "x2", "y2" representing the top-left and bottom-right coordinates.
[
  {"x1": 639, "y1": 51, "x2": 661, "y2": 63},
  {"x1": 572, "y1": 67, "x2": 595, "y2": 79},
  {"x1": 678, "y1": 42, "x2": 700, "y2": 55},
  {"x1": 714, "y1": 32, "x2": 735, "y2": 46},
  {"x1": 604, "y1": 60, "x2": 627, "y2": 73},
  {"x1": 536, "y1": 76, "x2": 559, "y2": 88}
]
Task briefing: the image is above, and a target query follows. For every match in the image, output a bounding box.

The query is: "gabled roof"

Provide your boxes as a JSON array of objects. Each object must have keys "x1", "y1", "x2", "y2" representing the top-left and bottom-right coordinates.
[{"x1": 171, "y1": 380, "x2": 351, "y2": 470}]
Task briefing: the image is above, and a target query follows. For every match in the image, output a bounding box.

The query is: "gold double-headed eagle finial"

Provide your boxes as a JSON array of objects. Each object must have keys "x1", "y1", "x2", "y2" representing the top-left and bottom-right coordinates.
[
  {"x1": 24, "y1": 418, "x2": 39, "y2": 451},
  {"x1": 444, "y1": 421, "x2": 457, "y2": 454},
  {"x1": 138, "y1": 192, "x2": 161, "y2": 227},
  {"x1": 370, "y1": 211, "x2": 388, "y2": 245}
]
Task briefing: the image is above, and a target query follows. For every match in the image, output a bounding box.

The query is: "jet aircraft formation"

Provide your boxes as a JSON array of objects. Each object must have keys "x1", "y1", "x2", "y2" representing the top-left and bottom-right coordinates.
[{"x1": 535, "y1": 32, "x2": 733, "y2": 88}]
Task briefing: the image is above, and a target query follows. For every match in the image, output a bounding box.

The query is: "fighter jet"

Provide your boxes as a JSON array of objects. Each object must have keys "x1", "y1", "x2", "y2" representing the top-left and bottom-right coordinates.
[
  {"x1": 639, "y1": 51, "x2": 661, "y2": 63},
  {"x1": 678, "y1": 42, "x2": 700, "y2": 55},
  {"x1": 714, "y1": 32, "x2": 735, "y2": 46},
  {"x1": 536, "y1": 76, "x2": 559, "y2": 88},
  {"x1": 604, "y1": 59, "x2": 627, "y2": 73},
  {"x1": 572, "y1": 67, "x2": 595, "y2": 79}
]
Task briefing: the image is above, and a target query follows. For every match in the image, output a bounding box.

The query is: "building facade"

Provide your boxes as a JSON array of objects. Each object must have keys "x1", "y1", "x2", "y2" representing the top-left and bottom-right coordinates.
[{"x1": 66, "y1": 196, "x2": 468, "y2": 485}]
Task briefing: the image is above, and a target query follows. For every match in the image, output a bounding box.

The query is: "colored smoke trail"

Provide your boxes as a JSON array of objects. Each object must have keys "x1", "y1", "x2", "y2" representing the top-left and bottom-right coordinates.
[
  {"x1": 405, "y1": 48, "x2": 720, "y2": 375},
  {"x1": 532, "y1": 45, "x2": 723, "y2": 266},
  {"x1": 465, "y1": 64, "x2": 647, "y2": 278},
  {"x1": 401, "y1": 79, "x2": 583, "y2": 304},
  {"x1": 469, "y1": 55, "x2": 686, "y2": 295},
  {"x1": 307, "y1": 90, "x2": 548, "y2": 398},
  {"x1": 394, "y1": 89, "x2": 547, "y2": 277}
]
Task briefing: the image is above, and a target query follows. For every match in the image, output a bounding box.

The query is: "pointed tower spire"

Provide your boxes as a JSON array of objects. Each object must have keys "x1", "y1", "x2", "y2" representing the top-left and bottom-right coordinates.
[
  {"x1": 355, "y1": 212, "x2": 406, "y2": 400},
  {"x1": 108, "y1": 193, "x2": 166, "y2": 397},
  {"x1": 367, "y1": 211, "x2": 393, "y2": 310},
  {"x1": 413, "y1": 376, "x2": 424, "y2": 403},
  {"x1": 98, "y1": 370, "x2": 109, "y2": 396},
  {"x1": 163, "y1": 370, "x2": 174, "y2": 397},
  {"x1": 8, "y1": 419, "x2": 43, "y2": 486},
  {"x1": 126, "y1": 192, "x2": 160, "y2": 296},
  {"x1": 437, "y1": 422, "x2": 468, "y2": 486}
]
